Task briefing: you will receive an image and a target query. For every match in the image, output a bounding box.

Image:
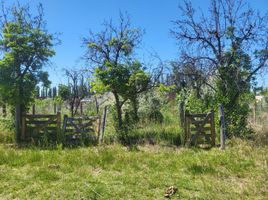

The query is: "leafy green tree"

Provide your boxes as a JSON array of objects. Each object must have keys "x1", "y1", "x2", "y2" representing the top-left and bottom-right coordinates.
[
  {"x1": 91, "y1": 60, "x2": 149, "y2": 129},
  {"x1": 0, "y1": 3, "x2": 55, "y2": 141},
  {"x1": 58, "y1": 84, "x2": 71, "y2": 102},
  {"x1": 84, "y1": 14, "x2": 149, "y2": 133},
  {"x1": 215, "y1": 41, "x2": 255, "y2": 135}
]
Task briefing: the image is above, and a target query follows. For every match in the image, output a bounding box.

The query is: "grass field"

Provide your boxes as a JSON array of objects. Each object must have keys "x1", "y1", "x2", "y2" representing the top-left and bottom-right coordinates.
[{"x1": 0, "y1": 139, "x2": 267, "y2": 200}]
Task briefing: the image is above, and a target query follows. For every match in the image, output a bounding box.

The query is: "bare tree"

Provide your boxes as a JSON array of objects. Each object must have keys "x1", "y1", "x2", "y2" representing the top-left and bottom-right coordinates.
[
  {"x1": 59, "y1": 69, "x2": 89, "y2": 117},
  {"x1": 171, "y1": 0, "x2": 268, "y2": 135},
  {"x1": 171, "y1": 0, "x2": 268, "y2": 95}
]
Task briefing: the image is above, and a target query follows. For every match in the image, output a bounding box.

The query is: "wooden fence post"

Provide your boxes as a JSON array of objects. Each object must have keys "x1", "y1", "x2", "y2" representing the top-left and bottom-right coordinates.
[
  {"x1": 58, "y1": 104, "x2": 62, "y2": 112},
  {"x1": 80, "y1": 102, "x2": 83, "y2": 115},
  {"x1": 56, "y1": 112, "x2": 61, "y2": 142},
  {"x1": 179, "y1": 101, "x2": 185, "y2": 128},
  {"x1": 218, "y1": 104, "x2": 226, "y2": 150},
  {"x1": 15, "y1": 104, "x2": 21, "y2": 143},
  {"x1": 32, "y1": 104, "x2": 35, "y2": 115},
  {"x1": 62, "y1": 114, "x2": 68, "y2": 135},
  {"x1": 54, "y1": 103, "x2": 57, "y2": 114},
  {"x1": 253, "y1": 100, "x2": 257, "y2": 124},
  {"x1": 99, "y1": 105, "x2": 108, "y2": 143},
  {"x1": 21, "y1": 113, "x2": 26, "y2": 141},
  {"x1": 210, "y1": 110, "x2": 216, "y2": 146},
  {"x1": 184, "y1": 110, "x2": 189, "y2": 146}
]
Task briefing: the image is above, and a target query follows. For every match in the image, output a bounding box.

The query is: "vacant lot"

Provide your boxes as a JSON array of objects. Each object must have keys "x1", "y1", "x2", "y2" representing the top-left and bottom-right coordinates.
[{"x1": 0, "y1": 139, "x2": 267, "y2": 200}]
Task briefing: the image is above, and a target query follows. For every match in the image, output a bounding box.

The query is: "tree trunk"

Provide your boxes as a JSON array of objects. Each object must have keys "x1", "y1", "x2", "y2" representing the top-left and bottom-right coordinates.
[
  {"x1": 99, "y1": 105, "x2": 108, "y2": 143},
  {"x1": 71, "y1": 104, "x2": 74, "y2": 117},
  {"x1": 114, "y1": 92, "x2": 123, "y2": 130},
  {"x1": 70, "y1": 97, "x2": 76, "y2": 117},
  {"x1": 15, "y1": 104, "x2": 21, "y2": 143},
  {"x1": 80, "y1": 102, "x2": 83, "y2": 115},
  {"x1": 179, "y1": 100, "x2": 185, "y2": 128},
  {"x1": 131, "y1": 97, "x2": 139, "y2": 122},
  {"x1": 15, "y1": 81, "x2": 25, "y2": 143},
  {"x1": 94, "y1": 96, "x2": 99, "y2": 114}
]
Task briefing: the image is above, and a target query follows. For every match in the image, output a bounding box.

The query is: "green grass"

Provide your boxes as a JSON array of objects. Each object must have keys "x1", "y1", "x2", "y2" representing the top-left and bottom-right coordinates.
[{"x1": 0, "y1": 139, "x2": 267, "y2": 199}]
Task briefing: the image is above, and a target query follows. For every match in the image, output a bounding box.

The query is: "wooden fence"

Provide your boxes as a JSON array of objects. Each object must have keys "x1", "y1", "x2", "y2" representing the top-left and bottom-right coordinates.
[
  {"x1": 21, "y1": 112, "x2": 61, "y2": 142},
  {"x1": 184, "y1": 110, "x2": 216, "y2": 146},
  {"x1": 62, "y1": 115, "x2": 100, "y2": 142}
]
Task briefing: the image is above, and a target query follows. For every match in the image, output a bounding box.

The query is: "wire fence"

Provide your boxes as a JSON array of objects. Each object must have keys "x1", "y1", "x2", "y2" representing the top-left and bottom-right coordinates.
[{"x1": 248, "y1": 97, "x2": 268, "y2": 144}]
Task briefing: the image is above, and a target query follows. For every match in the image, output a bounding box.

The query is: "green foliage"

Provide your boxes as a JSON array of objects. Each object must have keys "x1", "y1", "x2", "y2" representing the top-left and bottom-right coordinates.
[
  {"x1": 138, "y1": 90, "x2": 165, "y2": 124},
  {"x1": 177, "y1": 89, "x2": 214, "y2": 113},
  {"x1": 158, "y1": 83, "x2": 176, "y2": 93},
  {"x1": 0, "y1": 118, "x2": 14, "y2": 143},
  {"x1": 92, "y1": 60, "x2": 149, "y2": 133},
  {"x1": 58, "y1": 84, "x2": 71, "y2": 101},
  {"x1": 186, "y1": 91, "x2": 210, "y2": 113},
  {"x1": 216, "y1": 47, "x2": 254, "y2": 137},
  {"x1": 92, "y1": 60, "x2": 149, "y2": 97},
  {"x1": 148, "y1": 98, "x2": 164, "y2": 123},
  {"x1": 0, "y1": 3, "x2": 55, "y2": 111}
]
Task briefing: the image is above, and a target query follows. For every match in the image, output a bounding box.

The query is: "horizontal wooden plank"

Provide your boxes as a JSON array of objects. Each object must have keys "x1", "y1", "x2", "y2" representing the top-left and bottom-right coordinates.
[
  {"x1": 79, "y1": 122, "x2": 93, "y2": 128},
  {"x1": 26, "y1": 120, "x2": 57, "y2": 125},
  {"x1": 65, "y1": 122, "x2": 93, "y2": 128},
  {"x1": 27, "y1": 126, "x2": 57, "y2": 130},
  {"x1": 68, "y1": 116, "x2": 99, "y2": 121},
  {"x1": 25, "y1": 114, "x2": 57, "y2": 119},
  {"x1": 185, "y1": 113, "x2": 210, "y2": 117},
  {"x1": 64, "y1": 129, "x2": 76, "y2": 133},
  {"x1": 84, "y1": 128, "x2": 95, "y2": 133},
  {"x1": 26, "y1": 124, "x2": 57, "y2": 129},
  {"x1": 64, "y1": 128, "x2": 95, "y2": 133},
  {"x1": 26, "y1": 127, "x2": 57, "y2": 133},
  {"x1": 190, "y1": 127, "x2": 212, "y2": 132},
  {"x1": 191, "y1": 133, "x2": 212, "y2": 138},
  {"x1": 191, "y1": 120, "x2": 211, "y2": 125}
]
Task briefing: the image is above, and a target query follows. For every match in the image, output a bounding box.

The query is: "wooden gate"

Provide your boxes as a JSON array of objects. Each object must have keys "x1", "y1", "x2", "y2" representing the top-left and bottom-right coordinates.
[
  {"x1": 62, "y1": 115, "x2": 100, "y2": 142},
  {"x1": 21, "y1": 112, "x2": 61, "y2": 142},
  {"x1": 184, "y1": 110, "x2": 215, "y2": 146}
]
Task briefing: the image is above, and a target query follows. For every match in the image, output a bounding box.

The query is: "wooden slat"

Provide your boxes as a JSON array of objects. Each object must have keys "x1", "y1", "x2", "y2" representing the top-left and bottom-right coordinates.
[
  {"x1": 185, "y1": 113, "x2": 208, "y2": 117},
  {"x1": 27, "y1": 120, "x2": 57, "y2": 125},
  {"x1": 27, "y1": 126, "x2": 57, "y2": 131},
  {"x1": 84, "y1": 128, "x2": 95, "y2": 133},
  {"x1": 64, "y1": 128, "x2": 76, "y2": 133},
  {"x1": 191, "y1": 120, "x2": 209, "y2": 125},
  {"x1": 190, "y1": 127, "x2": 212, "y2": 132},
  {"x1": 210, "y1": 110, "x2": 216, "y2": 146},
  {"x1": 56, "y1": 112, "x2": 61, "y2": 142},
  {"x1": 25, "y1": 114, "x2": 57, "y2": 119},
  {"x1": 79, "y1": 121, "x2": 93, "y2": 129},
  {"x1": 71, "y1": 116, "x2": 99, "y2": 121}
]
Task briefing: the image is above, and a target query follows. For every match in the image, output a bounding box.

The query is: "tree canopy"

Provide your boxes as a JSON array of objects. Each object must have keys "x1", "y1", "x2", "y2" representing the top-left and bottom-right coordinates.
[
  {"x1": 84, "y1": 13, "x2": 150, "y2": 134},
  {"x1": 0, "y1": 3, "x2": 55, "y2": 109}
]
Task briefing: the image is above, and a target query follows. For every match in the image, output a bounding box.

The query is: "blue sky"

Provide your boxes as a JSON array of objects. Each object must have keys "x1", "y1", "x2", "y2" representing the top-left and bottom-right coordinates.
[{"x1": 4, "y1": 0, "x2": 268, "y2": 86}]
